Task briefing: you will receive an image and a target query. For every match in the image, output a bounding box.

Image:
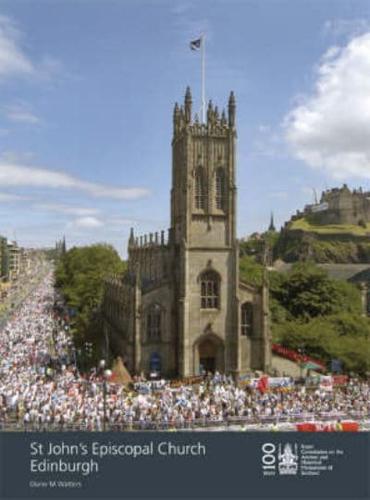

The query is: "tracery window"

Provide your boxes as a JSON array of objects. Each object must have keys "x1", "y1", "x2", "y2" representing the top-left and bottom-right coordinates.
[
  {"x1": 146, "y1": 304, "x2": 161, "y2": 340},
  {"x1": 241, "y1": 302, "x2": 253, "y2": 337},
  {"x1": 215, "y1": 168, "x2": 225, "y2": 210},
  {"x1": 200, "y1": 270, "x2": 220, "y2": 309},
  {"x1": 195, "y1": 167, "x2": 206, "y2": 209}
]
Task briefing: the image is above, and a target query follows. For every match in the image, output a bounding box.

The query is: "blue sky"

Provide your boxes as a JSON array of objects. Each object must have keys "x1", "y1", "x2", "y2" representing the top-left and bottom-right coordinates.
[{"x1": 1, "y1": 0, "x2": 370, "y2": 255}]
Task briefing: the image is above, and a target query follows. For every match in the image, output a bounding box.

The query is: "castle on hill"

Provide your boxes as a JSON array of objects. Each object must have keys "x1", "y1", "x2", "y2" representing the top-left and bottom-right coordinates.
[
  {"x1": 101, "y1": 87, "x2": 271, "y2": 378},
  {"x1": 291, "y1": 184, "x2": 370, "y2": 226}
]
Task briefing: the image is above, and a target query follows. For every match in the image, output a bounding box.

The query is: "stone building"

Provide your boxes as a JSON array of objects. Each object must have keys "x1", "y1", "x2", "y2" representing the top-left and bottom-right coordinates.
[
  {"x1": 303, "y1": 185, "x2": 370, "y2": 226},
  {"x1": 102, "y1": 88, "x2": 271, "y2": 378},
  {"x1": 7, "y1": 241, "x2": 20, "y2": 281},
  {"x1": 0, "y1": 236, "x2": 9, "y2": 282}
]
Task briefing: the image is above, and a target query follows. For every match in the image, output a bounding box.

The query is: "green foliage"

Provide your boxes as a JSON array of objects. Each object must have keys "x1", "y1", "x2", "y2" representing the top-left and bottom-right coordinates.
[
  {"x1": 239, "y1": 237, "x2": 264, "y2": 258},
  {"x1": 272, "y1": 314, "x2": 370, "y2": 374},
  {"x1": 276, "y1": 218, "x2": 370, "y2": 263},
  {"x1": 327, "y1": 334, "x2": 369, "y2": 374},
  {"x1": 56, "y1": 244, "x2": 125, "y2": 308},
  {"x1": 239, "y1": 231, "x2": 279, "y2": 261},
  {"x1": 275, "y1": 235, "x2": 370, "y2": 263},
  {"x1": 55, "y1": 244, "x2": 126, "y2": 359},
  {"x1": 270, "y1": 261, "x2": 369, "y2": 374},
  {"x1": 264, "y1": 230, "x2": 280, "y2": 249},
  {"x1": 239, "y1": 255, "x2": 264, "y2": 287},
  {"x1": 271, "y1": 262, "x2": 361, "y2": 320},
  {"x1": 238, "y1": 232, "x2": 280, "y2": 287},
  {"x1": 310, "y1": 240, "x2": 359, "y2": 263},
  {"x1": 290, "y1": 217, "x2": 370, "y2": 235},
  {"x1": 358, "y1": 219, "x2": 367, "y2": 229}
]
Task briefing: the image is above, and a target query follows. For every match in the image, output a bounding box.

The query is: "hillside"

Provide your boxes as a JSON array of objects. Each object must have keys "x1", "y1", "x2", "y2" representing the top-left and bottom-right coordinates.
[
  {"x1": 276, "y1": 217, "x2": 370, "y2": 263},
  {"x1": 290, "y1": 217, "x2": 370, "y2": 236}
]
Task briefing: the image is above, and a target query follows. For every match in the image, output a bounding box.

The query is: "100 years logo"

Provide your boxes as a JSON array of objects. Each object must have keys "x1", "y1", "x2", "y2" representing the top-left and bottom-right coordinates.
[{"x1": 261, "y1": 443, "x2": 299, "y2": 476}]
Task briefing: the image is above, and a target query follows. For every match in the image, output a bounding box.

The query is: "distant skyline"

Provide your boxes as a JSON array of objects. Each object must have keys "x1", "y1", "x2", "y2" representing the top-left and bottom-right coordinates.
[{"x1": 1, "y1": 0, "x2": 370, "y2": 255}]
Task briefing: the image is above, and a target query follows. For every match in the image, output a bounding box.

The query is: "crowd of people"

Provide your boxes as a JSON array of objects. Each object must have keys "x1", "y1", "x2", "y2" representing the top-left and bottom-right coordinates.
[{"x1": 0, "y1": 273, "x2": 369, "y2": 431}]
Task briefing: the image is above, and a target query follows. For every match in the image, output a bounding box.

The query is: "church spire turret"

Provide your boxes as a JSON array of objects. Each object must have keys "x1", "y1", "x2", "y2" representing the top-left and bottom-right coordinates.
[
  {"x1": 173, "y1": 101, "x2": 179, "y2": 125},
  {"x1": 184, "y1": 86, "x2": 192, "y2": 124},
  {"x1": 61, "y1": 235, "x2": 66, "y2": 254},
  {"x1": 207, "y1": 100, "x2": 213, "y2": 124},
  {"x1": 221, "y1": 109, "x2": 227, "y2": 126},
  {"x1": 128, "y1": 227, "x2": 135, "y2": 249},
  {"x1": 228, "y1": 91, "x2": 236, "y2": 127},
  {"x1": 268, "y1": 212, "x2": 276, "y2": 232}
]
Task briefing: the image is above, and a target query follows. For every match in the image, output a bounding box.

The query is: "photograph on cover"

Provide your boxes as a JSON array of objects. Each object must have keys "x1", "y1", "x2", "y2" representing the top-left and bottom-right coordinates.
[{"x1": 0, "y1": 0, "x2": 369, "y2": 435}]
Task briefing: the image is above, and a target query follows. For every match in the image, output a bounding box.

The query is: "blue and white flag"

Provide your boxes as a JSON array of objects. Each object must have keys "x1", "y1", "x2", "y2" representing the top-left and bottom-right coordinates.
[{"x1": 190, "y1": 38, "x2": 202, "y2": 50}]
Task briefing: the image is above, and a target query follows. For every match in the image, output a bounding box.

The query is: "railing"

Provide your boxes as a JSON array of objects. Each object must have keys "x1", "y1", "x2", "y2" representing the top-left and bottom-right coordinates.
[
  {"x1": 1, "y1": 412, "x2": 369, "y2": 432},
  {"x1": 272, "y1": 343, "x2": 326, "y2": 370}
]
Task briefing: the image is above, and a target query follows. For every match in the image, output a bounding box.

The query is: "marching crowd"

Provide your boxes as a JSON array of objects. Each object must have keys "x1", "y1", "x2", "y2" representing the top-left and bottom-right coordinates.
[{"x1": 0, "y1": 274, "x2": 369, "y2": 431}]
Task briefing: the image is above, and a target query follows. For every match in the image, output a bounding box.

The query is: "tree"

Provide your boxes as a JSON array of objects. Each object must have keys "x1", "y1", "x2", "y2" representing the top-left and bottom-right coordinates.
[
  {"x1": 270, "y1": 262, "x2": 368, "y2": 374},
  {"x1": 271, "y1": 262, "x2": 361, "y2": 321},
  {"x1": 55, "y1": 244, "x2": 126, "y2": 363},
  {"x1": 239, "y1": 255, "x2": 264, "y2": 287}
]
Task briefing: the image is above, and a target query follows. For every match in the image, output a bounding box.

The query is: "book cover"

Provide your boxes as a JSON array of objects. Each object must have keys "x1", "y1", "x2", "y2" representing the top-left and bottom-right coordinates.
[{"x1": 0, "y1": 1, "x2": 368, "y2": 499}]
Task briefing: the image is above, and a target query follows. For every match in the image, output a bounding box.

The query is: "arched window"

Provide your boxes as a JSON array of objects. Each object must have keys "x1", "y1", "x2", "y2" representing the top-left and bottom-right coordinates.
[
  {"x1": 241, "y1": 302, "x2": 253, "y2": 337},
  {"x1": 215, "y1": 168, "x2": 225, "y2": 210},
  {"x1": 200, "y1": 270, "x2": 220, "y2": 309},
  {"x1": 146, "y1": 304, "x2": 161, "y2": 340},
  {"x1": 195, "y1": 167, "x2": 206, "y2": 209}
]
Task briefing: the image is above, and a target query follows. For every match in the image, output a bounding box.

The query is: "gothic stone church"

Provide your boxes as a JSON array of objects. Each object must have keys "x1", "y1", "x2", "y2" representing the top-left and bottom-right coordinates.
[{"x1": 102, "y1": 88, "x2": 271, "y2": 378}]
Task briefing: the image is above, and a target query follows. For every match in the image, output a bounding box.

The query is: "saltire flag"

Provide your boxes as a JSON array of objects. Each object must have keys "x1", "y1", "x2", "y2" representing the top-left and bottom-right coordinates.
[{"x1": 190, "y1": 38, "x2": 202, "y2": 50}]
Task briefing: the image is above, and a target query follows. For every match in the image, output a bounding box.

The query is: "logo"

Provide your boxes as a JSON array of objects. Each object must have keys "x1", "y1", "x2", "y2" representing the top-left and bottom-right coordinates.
[
  {"x1": 261, "y1": 442, "x2": 299, "y2": 477},
  {"x1": 278, "y1": 443, "x2": 298, "y2": 475},
  {"x1": 261, "y1": 443, "x2": 276, "y2": 476}
]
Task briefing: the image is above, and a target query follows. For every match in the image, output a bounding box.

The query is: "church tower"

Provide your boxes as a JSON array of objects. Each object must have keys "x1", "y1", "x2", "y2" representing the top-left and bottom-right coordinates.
[
  {"x1": 102, "y1": 86, "x2": 272, "y2": 378},
  {"x1": 171, "y1": 87, "x2": 240, "y2": 376},
  {"x1": 171, "y1": 87, "x2": 237, "y2": 247}
]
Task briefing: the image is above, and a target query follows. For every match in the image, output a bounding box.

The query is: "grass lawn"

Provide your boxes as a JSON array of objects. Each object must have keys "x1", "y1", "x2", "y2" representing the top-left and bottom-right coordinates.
[{"x1": 290, "y1": 218, "x2": 370, "y2": 235}]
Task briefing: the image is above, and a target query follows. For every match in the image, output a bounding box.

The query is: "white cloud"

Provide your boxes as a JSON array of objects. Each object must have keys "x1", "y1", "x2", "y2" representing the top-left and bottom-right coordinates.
[
  {"x1": 0, "y1": 193, "x2": 101, "y2": 216},
  {"x1": 0, "y1": 14, "x2": 61, "y2": 81},
  {"x1": 71, "y1": 216, "x2": 103, "y2": 229},
  {"x1": 0, "y1": 15, "x2": 34, "y2": 79},
  {"x1": 284, "y1": 32, "x2": 370, "y2": 180},
  {"x1": 3, "y1": 103, "x2": 41, "y2": 124},
  {"x1": 34, "y1": 203, "x2": 100, "y2": 217},
  {"x1": 0, "y1": 192, "x2": 29, "y2": 202},
  {"x1": 0, "y1": 161, "x2": 150, "y2": 200}
]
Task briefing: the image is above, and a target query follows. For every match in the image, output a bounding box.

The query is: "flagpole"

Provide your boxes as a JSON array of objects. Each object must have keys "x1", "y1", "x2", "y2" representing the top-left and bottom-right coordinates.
[{"x1": 201, "y1": 34, "x2": 206, "y2": 123}]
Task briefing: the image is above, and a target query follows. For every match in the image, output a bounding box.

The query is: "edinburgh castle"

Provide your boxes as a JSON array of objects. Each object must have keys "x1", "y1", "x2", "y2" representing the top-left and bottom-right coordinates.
[{"x1": 296, "y1": 185, "x2": 370, "y2": 226}]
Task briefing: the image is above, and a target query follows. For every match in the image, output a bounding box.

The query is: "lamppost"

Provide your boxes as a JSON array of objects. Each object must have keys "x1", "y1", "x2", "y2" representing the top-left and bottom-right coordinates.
[
  {"x1": 84, "y1": 342, "x2": 93, "y2": 371},
  {"x1": 298, "y1": 345, "x2": 306, "y2": 379},
  {"x1": 67, "y1": 340, "x2": 77, "y2": 368},
  {"x1": 99, "y1": 359, "x2": 112, "y2": 432},
  {"x1": 85, "y1": 342, "x2": 93, "y2": 358}
]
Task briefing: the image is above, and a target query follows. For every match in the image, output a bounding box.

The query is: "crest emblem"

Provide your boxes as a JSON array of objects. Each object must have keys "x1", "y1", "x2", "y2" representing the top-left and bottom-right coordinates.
[{"x1": 278, "y1": 443, "x2": 298, "y2": 475}]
